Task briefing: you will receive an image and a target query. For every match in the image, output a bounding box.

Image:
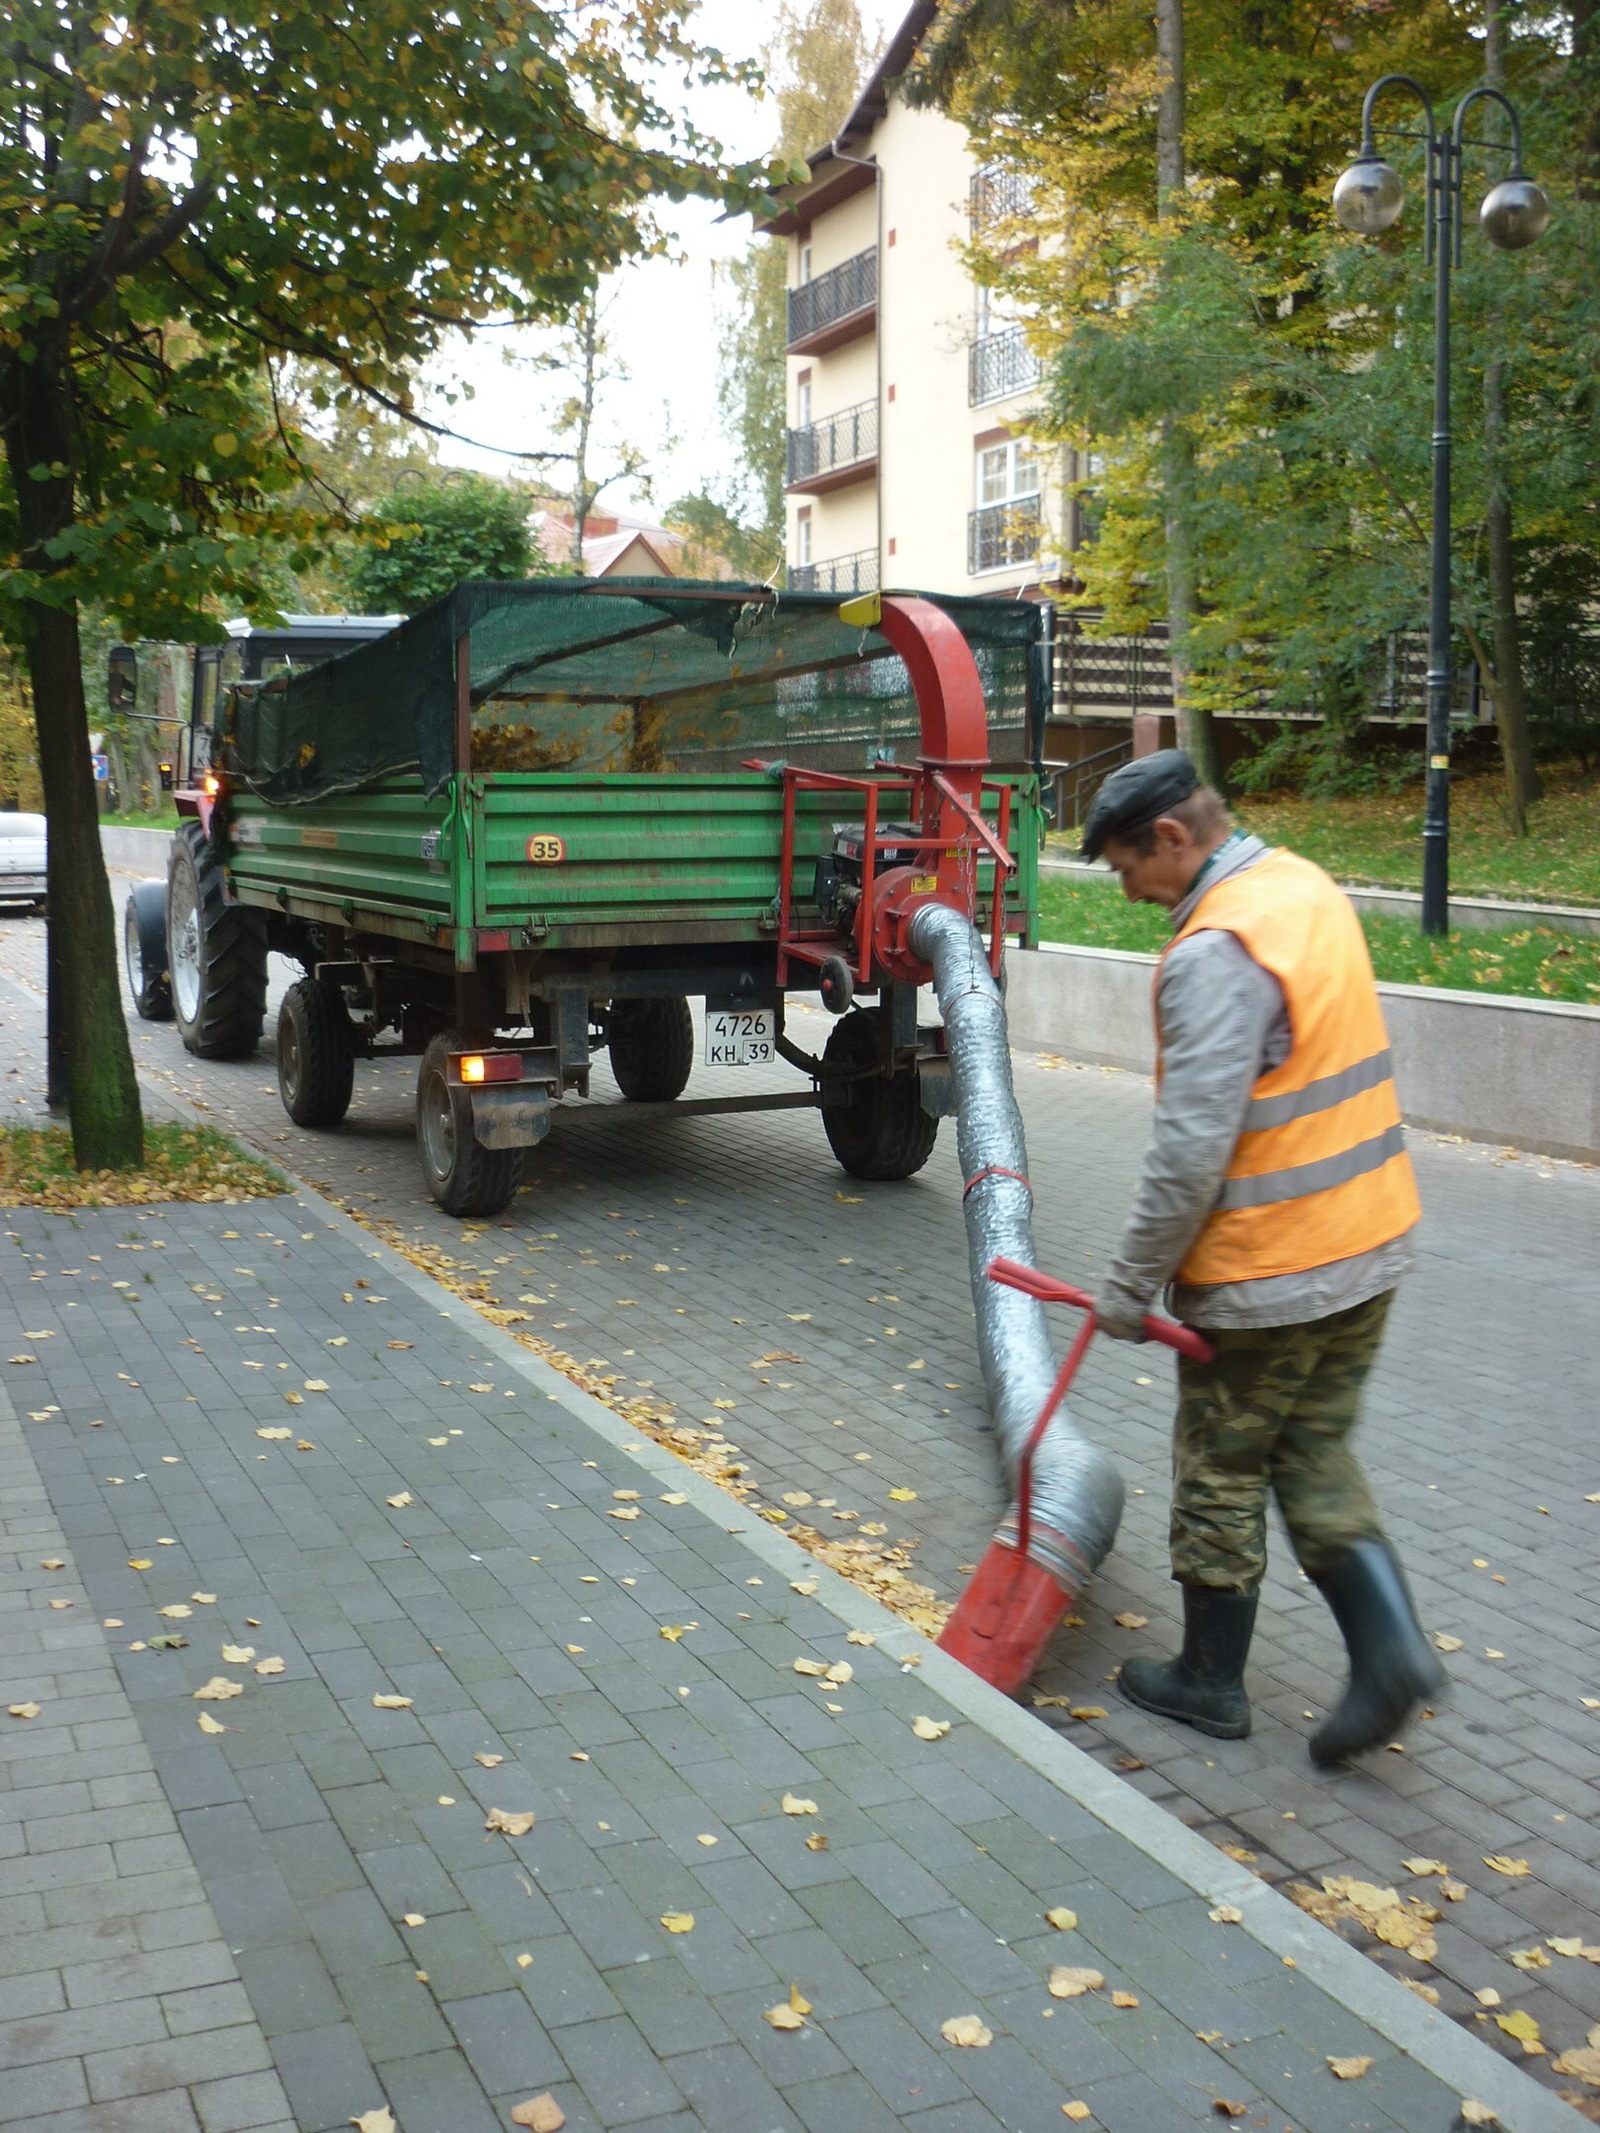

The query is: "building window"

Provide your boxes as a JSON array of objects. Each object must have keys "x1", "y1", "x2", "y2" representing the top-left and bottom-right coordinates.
[
  {"x1": 796, "y1": 370, "x2": 812, "y2": 428},
  {"x1": 796, "y1": 510, "x2": 812, "y2": 566},
  {"x1": 977, "y1": 439, "x2": 1040, "y2": 507},
  {"x1": 797, "y1": 242, "x2": 812, "y2": 285}
]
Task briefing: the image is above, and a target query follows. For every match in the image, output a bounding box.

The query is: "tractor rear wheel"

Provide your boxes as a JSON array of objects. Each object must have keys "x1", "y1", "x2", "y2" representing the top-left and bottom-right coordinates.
[
  {"x1": 608, "y1": 996, "x2": 693, "y2": 1102},
  {"x1": 416, "y1": 1031, "x2": 526, "y2": 1219},
  {"x1": 277, "y1": 978, "x2": 355, "y2": 1128},
  {"x1": 123, "y1": 882, "x2": 172, "y2": 1021},
  {"x1": 166, "y1": 822, "x2": 268, "y2": 1059},
  {"x1": 820, "y1": 1006, "x2": 938, "y2": 1181}
]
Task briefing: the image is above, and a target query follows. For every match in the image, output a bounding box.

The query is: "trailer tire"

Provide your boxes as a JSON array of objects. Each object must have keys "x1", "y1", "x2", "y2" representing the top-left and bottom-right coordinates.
[
  {"x1": 416, "y1": 1032, "x2": 526, "y2": 1219},
  {"x1": 820, "y1": 1007, "x2": 938, "y2": 1182},
  {"x1": 167, "y1": 822, "x2": 268, "y2": 1059},
  {"x1": 124, "y1": 881, "x2": 172, "y2": 1022},
  {"x1": 608, "y1": 996, "x2": 693, "y2": 1102},
  {"x1": 277, "y1": 978, "x2": 355, "y2": 1128}
]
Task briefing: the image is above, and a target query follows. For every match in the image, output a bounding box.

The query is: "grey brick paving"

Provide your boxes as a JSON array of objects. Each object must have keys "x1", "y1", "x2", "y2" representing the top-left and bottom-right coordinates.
[{"x1": 0, "y1": 912, "x2": 1589, "y2": 2128}]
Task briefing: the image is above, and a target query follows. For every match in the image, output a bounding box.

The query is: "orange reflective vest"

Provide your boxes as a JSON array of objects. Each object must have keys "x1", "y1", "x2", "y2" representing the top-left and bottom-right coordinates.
[{"x1": 1157, "y1": 848, "x2": 1420, "y2": 1287}]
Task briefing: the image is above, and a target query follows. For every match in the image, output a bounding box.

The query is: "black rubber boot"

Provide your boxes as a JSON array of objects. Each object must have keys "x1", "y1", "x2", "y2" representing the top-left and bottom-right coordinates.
[
  {"x1": 1309, "y1": 1538, "x2": 1446, "y2": 1767},
  {"x1": 1117, "y1": 1586, "x2": 1258, "y2": 1740}
]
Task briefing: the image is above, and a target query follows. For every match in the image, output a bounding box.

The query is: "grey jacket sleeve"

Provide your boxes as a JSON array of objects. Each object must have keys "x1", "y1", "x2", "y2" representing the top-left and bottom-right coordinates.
[{"x1": 1099, "y1": 930, "x2": 1285, "y2": 1322}]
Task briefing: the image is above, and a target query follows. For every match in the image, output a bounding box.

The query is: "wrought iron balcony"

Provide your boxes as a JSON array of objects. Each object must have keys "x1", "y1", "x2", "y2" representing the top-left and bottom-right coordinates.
[
  {"x1": 785, "y1": 399, "x2": 878, "y2": 492},
  {"x1": 970, "y1": 162, "x2": 1036, "y2": 234},
  {"x1": 968, "y1": 494, "x2": 1043, "y2": 574},
  {"x1": 786, "y1": 248, "x2": 877, "y2": 351},
  {"x1": 789, "y1": 548, "x2": 878, "y2": 596},
  {"x1": 969, "y1": 325, "x2": 1042, "y2": 407}
]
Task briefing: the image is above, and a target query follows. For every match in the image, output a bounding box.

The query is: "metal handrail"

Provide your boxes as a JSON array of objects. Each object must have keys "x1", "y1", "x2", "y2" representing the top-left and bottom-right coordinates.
[
  {"x1": 786, "y1": 400, "x2": 879, "y2": 488},
  {"x1": 969, "y1": 326, "x2": 1042, "y2": 407},
  {"x1": 786, "y1": 248, "x2": 877, "y2": 345},
  {"x1": 789, "y1": 549, "x2": 878, "y2": 596}
]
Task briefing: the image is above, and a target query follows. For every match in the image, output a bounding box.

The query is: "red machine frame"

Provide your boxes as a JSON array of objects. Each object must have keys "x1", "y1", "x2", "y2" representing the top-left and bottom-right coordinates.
[{"x1": 770, "y1": 595, "x2": 1020, "y2": 990}]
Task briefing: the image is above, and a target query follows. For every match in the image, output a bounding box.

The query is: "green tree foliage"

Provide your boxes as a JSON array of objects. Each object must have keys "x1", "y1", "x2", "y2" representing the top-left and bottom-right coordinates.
[
  {"x1": 719, "y1": 1, "x2": 880, "y2": 545},
  {"x1": 0, "y1": 0, "x2": 777, "y2": 1168},
  {"x1": 664, "y1": 491, "x2": 779, "y2": 580},
  {"x1": 344, "y1": 473, "x2": 543, "y2": 615},
  {"x1": 911, "y1": 3, "x2": 1600, "y2": 820}
]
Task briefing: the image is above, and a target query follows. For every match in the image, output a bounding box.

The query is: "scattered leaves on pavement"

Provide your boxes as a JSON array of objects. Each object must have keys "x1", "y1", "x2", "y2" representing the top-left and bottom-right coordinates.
[
  {"x1": 941, "y1": 2015, "x2": 993, "y2": 2047},
  {"x1": 510, "y1": 2097, "x2": 566, "y2": 2131},
  {"x1": 764, "y1": 1985, "x2": 812, "y2": 2031}
]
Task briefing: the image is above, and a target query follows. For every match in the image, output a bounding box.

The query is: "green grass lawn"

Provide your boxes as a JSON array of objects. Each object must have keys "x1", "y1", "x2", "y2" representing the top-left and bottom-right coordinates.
[
  {"x1": 1047, "y1": 760, "x2": 1600, "y2": 907},
  {"x1": 1036, "y1": 874, "x2": 1600, "y2": 1004}
]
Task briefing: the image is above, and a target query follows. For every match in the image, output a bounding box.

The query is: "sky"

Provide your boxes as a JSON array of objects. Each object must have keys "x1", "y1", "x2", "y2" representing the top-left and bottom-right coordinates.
[{"x1": 428, "y1": 0, "x2": 904, "y2": 527}]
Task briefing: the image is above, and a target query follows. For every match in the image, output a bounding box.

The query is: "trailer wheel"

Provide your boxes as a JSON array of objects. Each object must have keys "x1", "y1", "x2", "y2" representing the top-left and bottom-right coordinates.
[
  {"x1": 416, "y1": 1032, "x2": 526, "y2": 1219},
  {"x1": 167, "y1": 821, "x2": 268, "y2": 1059},
  {"x1": 608, "y1": 996, "x2": 693, "y2": 1102},
  {"x1": 123, "y1": 882, "x2": 173, "y2": 1022},
  {"x1": 277, "y1": 978, "x2": 355, "y2": 1128},
  {"x1": 820, "y1": 1006, "x2": 938, "y2": 1181}
]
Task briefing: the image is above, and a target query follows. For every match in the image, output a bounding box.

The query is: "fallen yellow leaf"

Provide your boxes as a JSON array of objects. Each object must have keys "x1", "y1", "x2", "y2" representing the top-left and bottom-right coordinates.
[
  {"x1": 193, "y1": 1678, "x2": 244, "y2": 1702},
  {"x1": 196, "y1": 1712, "x2": 226, "y2": 1735},
  {"x1": 846, "y1": 1630, "x2": 876, "y2": 1647},
  {"x1": 1048, "y1": 1966, "x2": 1104, "y2": 1999},
  {"x1": 1402, "y1": 1858, "x2": 1450, "y2": 1876},
  {"x1": 1063, "y1": 2106, "x2": 1092, "y2": 2123},
  {"x1": 386, "y1": 1493, "x2": 413, "y2": 1509},
  {"x1": 781, "y1": 1793, "x2": 819, "y2": 1817},
  {"x1": 1113, "y1": 1612, "x2": 1149, "y2": 1629},
  {"x1": 158, "y1": 1605, "x2": 192, "y2": 1620},
  {"x1": 474, "y1": 1752, "x2": 504, "y2": 1768},
  {"x1": 509, "y1": 2097, "x2": 565, "y2": 2131},
  {"x1": 128, "y1": 1558, "x2": 152, "y2": 1571},
  {"x1": 350, "y1": 2111, "x2": 396, "y2": 2133},
  {"x1": 1328, "y1": 2056, "x2": 1372, "y2": 2080},
  {"x1": 221, "y1": 1644, "x2": 256, "y2": 1665},
  {"x1": 1209, "y1": 1906, "x2": 1243, "y2": 1925},
  {"x1": 1069, "y1": 1705, "x2": 1108, "y2": 1722},
  {"x1": 888, "y1": 1487, "x2": 918, "y2": 1502},
  {"x1": 403, "y1": 1912, "x2": 426, "y2": 1928},
  {"x1": 372, "y1": 1694, "x2": 413, "y2": 1710},
  {"x1": 486, "y1": 1809, "x2": 536, "y2": 1837},
  {"x1": 7, "y1": 1702, "x2": 41, "y2": 1720},
  {"x1": 1494, "y1": 2008, "x2": 1542, "y2": 2045},
  {"x1": 805, "y1": 1832, "x2": 829, "y2": 1852},
  {"x1": 1111, "y1": 1991, "x2": 1140, "y2": 2008},
  {"x1": 940, "y1": 2015, "x2": 993, "y2": 2048},
  {"x1": 255, "y1": 1657, "x2": 285, "y2": 1677},
  {"x1": 659, "y1": 1912, "x2": 695, "y2": 1934},
  {"x1": 1046, "y1": 1907, "x2": 1078, "y2": 1932},
  {"x1": 1484, "y1": 1855, "x2": 1531, "y2": 1877},
  {"x1": 1475, "y1": 1988, "x2": 1502, "y2": 2007},
  {"x1": 793, "y1": 1658, "x2": 827, "y2": 1677},
  {"x1": 1459, "y1": 2105, "x2": 1498, "y2": 2127},
  {"x1": 912, "y1": 1716, "x2": 950, "y2": 1741},
  {"x1": 1433, "y1": 1633, "x2": 1463, "y2": 1652}
]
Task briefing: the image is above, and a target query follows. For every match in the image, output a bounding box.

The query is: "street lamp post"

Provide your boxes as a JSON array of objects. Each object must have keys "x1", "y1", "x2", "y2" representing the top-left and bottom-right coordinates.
[{"x1": 1333, "y1": 78, "x2": 1550, "y2": 935}]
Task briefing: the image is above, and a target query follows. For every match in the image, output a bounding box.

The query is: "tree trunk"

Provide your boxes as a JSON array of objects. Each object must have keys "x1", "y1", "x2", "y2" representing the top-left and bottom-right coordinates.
[
  {"x1": 1483, "y1": 362, "x2": 1539, "y2": 833},
  {"x1": 3, "y1": 344, "x2": 145, "y2": 1168},
  {"x1": 1153, "y1": 0, "x2": 1220, "y2": 786}
]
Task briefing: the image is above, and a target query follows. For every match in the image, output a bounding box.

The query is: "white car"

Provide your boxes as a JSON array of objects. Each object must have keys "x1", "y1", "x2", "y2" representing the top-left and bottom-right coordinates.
[{"x1": 0, "y1": 812, "x2": 47, "y2": 911}]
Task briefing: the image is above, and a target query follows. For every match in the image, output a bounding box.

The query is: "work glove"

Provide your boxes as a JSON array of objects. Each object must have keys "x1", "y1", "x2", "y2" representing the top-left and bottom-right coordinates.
[{"x1": 1092, "y1": 1284, "x2": 1151, "y2": 1343}]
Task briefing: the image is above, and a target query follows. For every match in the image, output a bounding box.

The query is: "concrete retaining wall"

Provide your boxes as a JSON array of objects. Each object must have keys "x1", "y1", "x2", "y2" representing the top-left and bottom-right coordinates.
[
  {"x1": 1006, "y1": 940, "x2": 1600, "y2": 1163},
  {"x1": 1042, "y1": 855, "x2": 1600, "y2": 939},
  {"x1": 100, "y1": 824, "x2": 173, "y2": 876}
]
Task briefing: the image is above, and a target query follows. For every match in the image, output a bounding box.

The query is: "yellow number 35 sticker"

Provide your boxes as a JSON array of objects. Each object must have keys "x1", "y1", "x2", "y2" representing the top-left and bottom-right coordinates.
[{"x1": 526, "y1": 833, "x2": 566, "y2": 864}]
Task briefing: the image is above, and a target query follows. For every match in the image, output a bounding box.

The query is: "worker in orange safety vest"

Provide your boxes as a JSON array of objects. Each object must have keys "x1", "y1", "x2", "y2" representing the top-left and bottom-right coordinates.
[{"x1": 1081, "y1": 750, "x2": 1444, "y2": 1765}]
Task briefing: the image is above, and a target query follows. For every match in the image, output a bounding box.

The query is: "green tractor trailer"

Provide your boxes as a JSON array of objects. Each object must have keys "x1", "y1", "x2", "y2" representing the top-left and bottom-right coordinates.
[{"x1": 125, "y1": 579, "x2": 1048, "y2": 1219}]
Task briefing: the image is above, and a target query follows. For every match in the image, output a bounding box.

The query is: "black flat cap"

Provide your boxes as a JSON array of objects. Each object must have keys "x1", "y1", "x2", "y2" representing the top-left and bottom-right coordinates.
[{"x1": 1080, "y1": 748, "x2": 1200, "y2": 860}]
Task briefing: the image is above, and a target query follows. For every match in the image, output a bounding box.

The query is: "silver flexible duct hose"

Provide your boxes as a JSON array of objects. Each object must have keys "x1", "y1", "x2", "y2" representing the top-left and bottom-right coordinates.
[{"x1": 909, "y1": 903, "x2": 1125, "y2": 1595}]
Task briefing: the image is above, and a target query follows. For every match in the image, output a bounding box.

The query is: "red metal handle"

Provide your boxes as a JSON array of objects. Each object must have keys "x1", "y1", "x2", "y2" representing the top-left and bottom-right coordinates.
[{"x1": 985, "y1": 1256, "x2": 1215, "y2": 1362}]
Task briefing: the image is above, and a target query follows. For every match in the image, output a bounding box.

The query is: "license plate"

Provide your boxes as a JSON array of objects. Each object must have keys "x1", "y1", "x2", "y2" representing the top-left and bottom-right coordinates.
[{"x1": 704, "y1": 1008, "x2": 774, "y2": 1067}]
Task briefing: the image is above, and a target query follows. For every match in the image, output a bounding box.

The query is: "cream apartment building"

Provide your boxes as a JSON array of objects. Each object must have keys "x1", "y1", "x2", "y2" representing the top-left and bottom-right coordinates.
[{"x1": 757, "y1": 0, "x2": 1084, "y2": 608}]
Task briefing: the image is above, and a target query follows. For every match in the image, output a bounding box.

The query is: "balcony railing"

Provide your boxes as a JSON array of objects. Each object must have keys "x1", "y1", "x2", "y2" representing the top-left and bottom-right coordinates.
[
  {"x1": 968, "y1": 494, "x2": 1043, "y2": 574},
  {"x1": 970, "y1": 162, "x2": 1036, "y2": 234},
  {"x1": 789, "y1": 548, "x2": 878, "y2": 596},
  {"x1": 969, "y1": 326, "x2": 1042, "y2": 407},
  {"x1": 786, "y1": 248, "x2": 877, "y2": 348},
  {"x1": 785, "y1": 399, "x2": 878, "y2": 489}
]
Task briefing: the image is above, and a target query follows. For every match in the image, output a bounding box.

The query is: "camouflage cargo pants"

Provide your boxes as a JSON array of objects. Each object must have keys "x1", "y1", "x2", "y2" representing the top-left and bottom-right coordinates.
[{"x1": 1170, "y1": 1290, "x2": 1392, "y2": 1593}]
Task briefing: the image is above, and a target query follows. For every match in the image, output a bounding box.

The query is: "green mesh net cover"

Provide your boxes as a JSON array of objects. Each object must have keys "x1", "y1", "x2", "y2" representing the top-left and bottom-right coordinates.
[{"x1": 222, "y1": 580, "x2": 1047, "y2": 804}]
